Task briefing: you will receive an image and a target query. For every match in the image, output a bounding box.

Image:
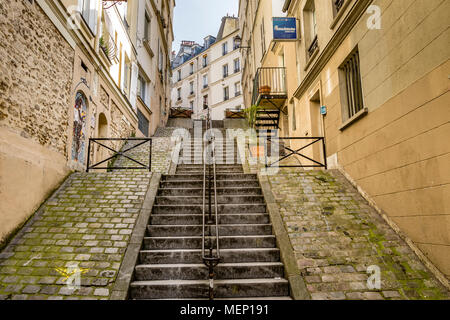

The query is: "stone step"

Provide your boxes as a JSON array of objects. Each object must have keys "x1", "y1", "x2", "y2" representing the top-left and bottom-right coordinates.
[
  {"x1": 147, "y1": 224, "x2": 273, "y2": 237},
  {"x1": 139, "y1": 248, "x2": 281, "y2": 264},
  {"x1": 143, "y1": 235, "x2": 277, "y2": 250},
  {"x1": 154, "y1": 195, "x2": 265, "y2": 205},
  {"x1": 134, "y1": 262, "x2": 284, "y2": 281},
  {"x1": 129, "y1": 278, "x2": 289, "y2": 299},
  {"x1": 162, "y1": 173, "x2": 257, "y2": 181},
  {"x1": 150, "y1": 213, "x2": 270, "y2": 225},
  {"x1": 160, "y1": 180, "x2": 260, "y2": 189},
  {"x1": 152, "y1": 203, "x2": 267, "y2": 214},
  {"x1": 157, "y1": 187, "x2": 261, "y2": 196}
]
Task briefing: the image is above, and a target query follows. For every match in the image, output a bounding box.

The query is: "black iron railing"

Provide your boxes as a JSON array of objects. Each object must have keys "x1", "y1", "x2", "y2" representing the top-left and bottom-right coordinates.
[
  {"x1": 252, "y1": 67, "x2": 287, "y2": 105},
  {"x1": 265, "y1": 137, "x2": 327, "y2": 169},
  {"x1": 86, "y1": 138, "x2": 152, "y2": 172},
  {"x1": 202, "y1": 108, "x2": 221, "y2": 300}
]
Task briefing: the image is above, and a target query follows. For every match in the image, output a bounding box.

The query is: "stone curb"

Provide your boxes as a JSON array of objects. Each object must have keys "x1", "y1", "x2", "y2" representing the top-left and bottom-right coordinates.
[
  {"x1": 258, "y1": 173, "x2": 311, "y2": 300},
  {"x1": 110, "y1": 173, "x2": 162, "y2": 300}
]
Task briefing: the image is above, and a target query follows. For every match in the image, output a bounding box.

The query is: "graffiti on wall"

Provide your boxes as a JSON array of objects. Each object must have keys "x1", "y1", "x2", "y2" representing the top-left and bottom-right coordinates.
[{"x1": 72, "y1": 92, "x2": 88, "y2": 163}]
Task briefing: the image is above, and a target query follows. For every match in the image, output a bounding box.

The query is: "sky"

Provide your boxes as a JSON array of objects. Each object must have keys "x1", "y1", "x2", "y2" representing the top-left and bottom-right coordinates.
[{"x1": 172, "y1": 0, "x2": 239, "y2": 53}]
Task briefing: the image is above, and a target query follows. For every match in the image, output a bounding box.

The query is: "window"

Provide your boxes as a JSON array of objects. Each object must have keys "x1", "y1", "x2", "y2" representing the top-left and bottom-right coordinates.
[
  {"x1": 223, "y1": 64, "x2": 229, "y2": 78},
  {"x1": 189, "y1": 81, "x2": 194, "y2": 95},
  {"x1": 304, "y1": 0, "x2": 318, "y2": 58},
  {"x1": 203, "y1": 95, "x2": 208, "y2": 109},
  {"x1": 203, "y1": 75, "x2": 208, "y2": 88},
  {"x1": 137, "y1": 74, "x2": 147, "y2": 102},
  {"x1": 144, "y1": 12, "x2": 151, "y2": 41},
  {"x1": 137, "y1": 108, "x2": 150, "y2": 137},
  {"x1": 123, "y1": 55, "x2": 131, "y2": 97},
  {"x1": 80, "y1": 0, "x2": 98, "y2": 34},
  {"x1": 189, "y1": 63, "x2": 194, "y2": 75},
  {"x1": 224, "y1": 87, "x2": 229, "y2": 101},
  {"x1": 177, "y1": 87, "x2": 181, "y2": 100},
  {"x1": 234, "y1": 58, "x2": 240, "y2": 73},
  {"x1": 189, "y1": 101, "x2": 194, "y2": 110},
  {"x1": 177, "y1": 70, "x2": 181, "y2": 81},
  {"x1": 339, "y1": 49, "x2": 364, "y2": 121},
  {"x1": 234, "y1": 82, "x2": 241, "y2": 97},
  {"x1": 202, "y1": 55, "x2": 208, "y2": 67},
  {"x1": 222, "y1": 42, "x2": 228, "y2": 56}
]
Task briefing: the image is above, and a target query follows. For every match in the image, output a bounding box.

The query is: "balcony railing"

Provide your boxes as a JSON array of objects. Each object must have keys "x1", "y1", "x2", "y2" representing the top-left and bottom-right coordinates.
[
  {"x1": 252, "y1": 67, "x2": 287, "y2": 105},
  {"x1": 99, "y1": 32, "x2": 118, "y2": 63}
]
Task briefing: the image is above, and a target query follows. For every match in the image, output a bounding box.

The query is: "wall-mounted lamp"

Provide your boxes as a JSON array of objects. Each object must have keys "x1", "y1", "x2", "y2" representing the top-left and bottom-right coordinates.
[{"x1": 234, "y1": 36, "x2": 251, "y2": 50}]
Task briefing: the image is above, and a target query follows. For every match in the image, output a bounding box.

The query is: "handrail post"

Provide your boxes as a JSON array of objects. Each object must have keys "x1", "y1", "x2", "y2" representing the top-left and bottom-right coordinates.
[
  {"x1": 322, "y1": 137, "x2": 328, "y2": 170},
  {"x1": 149, "y1": 138, "x2": 152, "y2": 172},
  {"x1": 86, "y1": 139, "x2": 92, "y2": 172}
]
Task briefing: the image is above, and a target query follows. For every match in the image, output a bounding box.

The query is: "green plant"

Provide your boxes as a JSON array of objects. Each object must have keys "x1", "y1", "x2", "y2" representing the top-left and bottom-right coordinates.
[
  {"x1": 99, "y1": 36, "x2": 110, "y2": 57},
  {"x1": 244, "y1": 104, "x2": 260, "y2": 128}
]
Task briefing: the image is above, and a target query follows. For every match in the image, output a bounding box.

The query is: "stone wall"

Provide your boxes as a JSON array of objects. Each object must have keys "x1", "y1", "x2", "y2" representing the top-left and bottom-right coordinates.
[
  {"x1": 0, "y1": 0, "x2": 74, "y2": 243},
  {"x1": 0, "y1": 0, "x2": 74, "y2": 155}
]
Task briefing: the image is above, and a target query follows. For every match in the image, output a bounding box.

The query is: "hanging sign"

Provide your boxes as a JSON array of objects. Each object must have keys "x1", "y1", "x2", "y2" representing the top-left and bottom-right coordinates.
[{"x1": 273, "y1": 17, "x2": 298, "y2": 41}]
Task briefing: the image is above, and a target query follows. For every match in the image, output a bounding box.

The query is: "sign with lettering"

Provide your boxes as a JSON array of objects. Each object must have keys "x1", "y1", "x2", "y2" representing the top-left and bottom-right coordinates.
[{"x1": 273, "y1": 17, "x2": 298, "y2": 41}]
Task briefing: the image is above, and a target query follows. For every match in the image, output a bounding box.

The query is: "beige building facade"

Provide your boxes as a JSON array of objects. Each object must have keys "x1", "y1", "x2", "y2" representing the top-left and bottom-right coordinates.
[
  {"x1": 239, "y1": 0, "x2": 450, "y2": 282},
  {"x1": 0, "y1": 0, "x2": 174, "y2": 246},
  {"x1": 171, "y1": 16, "x2": 243, "y2": 121}
]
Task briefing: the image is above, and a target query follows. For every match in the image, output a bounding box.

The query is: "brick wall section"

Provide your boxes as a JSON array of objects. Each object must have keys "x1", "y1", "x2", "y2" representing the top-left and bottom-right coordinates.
[
  {"x1": 266, "y1": 169, "x2": 449, "y2": 300},
  {"x1": 0, "y1": 172, "x2": 151, "y2": 300},
  {"x1": 0, "y1": 0, "x2": 74, "y2": 155}
]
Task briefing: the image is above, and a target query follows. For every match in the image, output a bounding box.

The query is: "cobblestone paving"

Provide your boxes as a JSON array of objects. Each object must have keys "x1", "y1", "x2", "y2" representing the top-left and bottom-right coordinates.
[
  {"x1": 0, "y1": 172, "x2": 153, "y2": 300},
  {"x1": 266, "y1": 169, "x2": 449, "y2": 300}
]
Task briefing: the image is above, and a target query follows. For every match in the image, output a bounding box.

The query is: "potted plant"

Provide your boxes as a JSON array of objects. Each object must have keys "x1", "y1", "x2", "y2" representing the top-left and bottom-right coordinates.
[
  {"x1": 99, "y1": 36, "x2": 109, "y2": 57},
  {"x1": 244, "y1": 105, "x2": 260, "y2": 129},
  {"x1": 259, "y1": 85, "x2": 271, "y2": 95}
]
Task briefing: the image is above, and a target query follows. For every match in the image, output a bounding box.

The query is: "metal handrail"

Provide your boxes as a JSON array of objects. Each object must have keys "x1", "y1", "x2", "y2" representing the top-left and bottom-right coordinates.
[
  {"x1": 201, "y1": 108, "x2": 221, "y2": 300},
  {"x1": 86, "y1": 138, "x2": 152, "y2": 172},
  {"x1": 264, "y1": 136, "x2": 327, "y2": 169}
]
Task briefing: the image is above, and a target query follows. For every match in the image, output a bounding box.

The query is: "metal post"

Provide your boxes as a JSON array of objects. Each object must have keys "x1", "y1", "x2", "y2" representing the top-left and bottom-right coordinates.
[
  {"x1": 322, "y1": 138, "x2": 328, "y2": 170},
  {"x1": 149, "y1": 139, "x2": 152, "y2": 172},
  {"x1": 86, "y1": 139, "x2": 92, "y2": 172}
]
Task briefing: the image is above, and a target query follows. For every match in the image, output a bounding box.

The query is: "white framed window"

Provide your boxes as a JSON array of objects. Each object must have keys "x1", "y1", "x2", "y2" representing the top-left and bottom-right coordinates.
[
  {"x1": 223, "y1": 64, "x2": 229, "y2": 78},
  {"x1": 144, "y1": 12, "x2": 151, "y2": 41},
  {"x1": 79, "y1": 0, "x2": 98, "y2": 34},
  {"x1": 137, "y1": 74, "x2": 147, "y2": 102},
  {"x1": 234, "y1": 82, "x2": 241, "y2": 96},
  {"x1": 224, "y1": 86, "x2": 229, "y2": 101},
  {"x1": 234, "y1": 58, "x2": 240, "y2": 73},
  {"x1": 222, "y1": 42, "x2": 228, "y2": 55}
]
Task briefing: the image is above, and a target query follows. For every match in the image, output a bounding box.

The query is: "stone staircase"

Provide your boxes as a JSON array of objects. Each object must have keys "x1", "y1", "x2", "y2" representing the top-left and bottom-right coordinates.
[{"x1": 129, "y1": 131, "x2": 291, "y2": 299}]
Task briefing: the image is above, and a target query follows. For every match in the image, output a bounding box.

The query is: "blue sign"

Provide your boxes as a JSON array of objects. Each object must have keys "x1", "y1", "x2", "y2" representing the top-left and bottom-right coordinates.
[
  {"x1": 273, "y1": 17, "x2": 297, "y2": 40},
  {"x1": 320, "y1": 106, "x2": 327, "y2": 115}
]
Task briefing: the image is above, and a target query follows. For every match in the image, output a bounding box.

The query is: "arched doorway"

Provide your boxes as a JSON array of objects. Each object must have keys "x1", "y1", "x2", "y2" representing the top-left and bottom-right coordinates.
[
  {"x1": 97, "y1": 113, "x2": 108, "y2": 166},
  {"x1": 71, "y1": 91, "x2": 88, "y2": 164}
]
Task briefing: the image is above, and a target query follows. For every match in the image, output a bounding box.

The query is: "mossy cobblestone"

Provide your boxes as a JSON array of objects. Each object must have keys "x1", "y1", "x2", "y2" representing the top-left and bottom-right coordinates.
[
  {"x1": 265, "y1": 169, "x2": 449, "y2": 300},
  {"x1": 0, "y1": 135, "x2": 175, "y2": 300}
]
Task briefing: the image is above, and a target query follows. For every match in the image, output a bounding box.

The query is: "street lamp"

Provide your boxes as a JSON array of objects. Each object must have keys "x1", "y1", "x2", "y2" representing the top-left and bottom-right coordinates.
[{"x1": 234, "y1": 35, "x2": 251, "y2": 50}]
